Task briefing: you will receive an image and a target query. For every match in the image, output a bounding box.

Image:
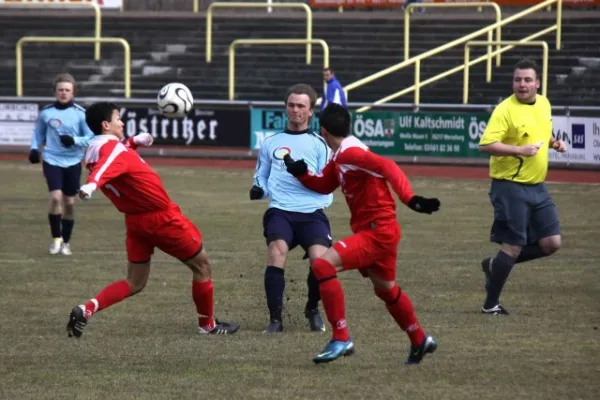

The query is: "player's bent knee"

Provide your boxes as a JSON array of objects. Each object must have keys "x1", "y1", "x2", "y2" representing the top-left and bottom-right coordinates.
[
  {"x1": 374, "y1": 284, "x2": 401, "y2": 305},
  {"x1": 183, "y1": 248, "x2": 212, "y2": 280},
  {"x1": 311, "y1": 258, "x2": 337, "y2": 281},
  {"x1": 540, "y1": 235, "x2": 561, "y2": 255}
]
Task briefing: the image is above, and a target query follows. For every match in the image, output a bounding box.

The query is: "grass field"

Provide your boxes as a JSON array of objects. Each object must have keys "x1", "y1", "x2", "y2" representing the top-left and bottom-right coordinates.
[{"x1": 0, "y1": 160, "x2": 598, "y2": 400}]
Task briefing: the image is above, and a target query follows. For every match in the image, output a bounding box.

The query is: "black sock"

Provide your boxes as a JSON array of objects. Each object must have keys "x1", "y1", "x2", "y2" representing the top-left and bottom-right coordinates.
[
  {"x1": 305, "y1": 267, "x2": 320, "y2": 311},
  {"x1": 61, "y1": 219, "x2": 74, "y2": 243},
  {"x1": 264, "y1": 265, "x2": 285, "y2": 322},
  {"x1": 484, "y1": 250, "x2": 516, "y2": 309},
  {"x1": 515, "y1": 244, "x2": 547, "y2": 264},
  {"x1": 48, "y1": 214, "x2": 61, "y2": 239}
]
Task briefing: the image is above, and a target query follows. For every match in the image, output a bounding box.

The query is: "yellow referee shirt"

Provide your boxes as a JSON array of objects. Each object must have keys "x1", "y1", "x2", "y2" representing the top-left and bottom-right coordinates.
[{"x1": 479, "y1": 94, "x2": 553, "y2": 184}]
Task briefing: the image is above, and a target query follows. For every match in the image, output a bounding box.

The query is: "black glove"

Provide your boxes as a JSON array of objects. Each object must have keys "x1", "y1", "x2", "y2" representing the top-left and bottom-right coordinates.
[
  {"x1": 407, "y1": 195, "x2": 441, "y2": 214},
  {"x1": 28, "y1": 149, "x2": 40, "y2": 164},
  {"x1": 249, "y1": 185, "x2": 264, "y2": 200},
  {"x1": 283, "y1": 154, "x2": 308, "y2": 177},
  {"x1": 59, "y1": 135, "x2": 75, "y2": 147}
]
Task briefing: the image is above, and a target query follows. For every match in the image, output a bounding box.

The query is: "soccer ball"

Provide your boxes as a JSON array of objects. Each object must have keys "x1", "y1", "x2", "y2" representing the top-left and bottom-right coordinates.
[{"x1": 157, "y1": 82, "x2": 194, "y2": 119}]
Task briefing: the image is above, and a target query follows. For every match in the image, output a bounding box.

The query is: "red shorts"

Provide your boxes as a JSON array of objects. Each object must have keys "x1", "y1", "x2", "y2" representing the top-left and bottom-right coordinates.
[
  {"x1": 124, "y1": 206, "x2": 203, "y2": 263},
  {"x1": 333, "y1": 221, "x2": 401, "y2": 281}
]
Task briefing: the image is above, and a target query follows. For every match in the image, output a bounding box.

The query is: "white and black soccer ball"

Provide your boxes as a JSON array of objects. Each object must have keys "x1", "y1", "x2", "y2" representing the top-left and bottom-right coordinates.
[{"x1": 157, "y1": 82, "x2": 194, "y2": 119}]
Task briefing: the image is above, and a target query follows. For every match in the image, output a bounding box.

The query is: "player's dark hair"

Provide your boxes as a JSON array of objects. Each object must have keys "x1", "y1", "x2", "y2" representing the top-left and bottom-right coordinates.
[
  {"x1": 85, "y1": 102, "x2": 119, "y2": 135},
  {"x1": 320, "y1": 103, "x2": 351, "y2": 138},
  {"x1": 323, "y1": 67, "x2": 334, "y2": 74},
  {"x1": 514, "y1": 58, "x2": 540, "y2": 79},
  {"x1": 284, "y1": 83, "x2": 317, "y2": 109}
]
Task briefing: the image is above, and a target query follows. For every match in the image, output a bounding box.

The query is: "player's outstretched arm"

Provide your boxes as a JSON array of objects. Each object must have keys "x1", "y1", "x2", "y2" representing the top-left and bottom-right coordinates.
[
  {"x1": 354, "y1": 149, "x2": 441, "y2": 215},
  {"x1": 283, "y1": 154, "x2": 339, "y2": 194},
  {"x1": 250, "y1": 143, "x2": 271, "y2": 200},
  {"x1": 124, "y1": 133, "x2": 154, "y2": 150}
]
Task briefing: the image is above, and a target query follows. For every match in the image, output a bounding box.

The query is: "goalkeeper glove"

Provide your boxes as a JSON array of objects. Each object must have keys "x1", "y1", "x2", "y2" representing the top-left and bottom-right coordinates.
[
  {"x1": 283, "y1": 154, "x2": 308, "y2": 177},
  {"x1": 59, "y1": 135, "x2": 75, "y2": 147},
  {"x1": 249, "y1": 185, "x2": 264, "y2": 200},
  {"x1": 133, "y1": 132, "x2": 154, "y2": 147},
  {"x1": 407, "y1": 195, "x2": 441, "y2": 214},
  {"x1": 28, "y1": 149, "x2": 40, "y2": 164}
]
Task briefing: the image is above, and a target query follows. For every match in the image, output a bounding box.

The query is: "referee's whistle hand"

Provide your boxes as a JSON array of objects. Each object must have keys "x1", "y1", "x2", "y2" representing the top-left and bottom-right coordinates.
[{"x1": 520, "y1": 144, "x2": 540, "y2": 157}]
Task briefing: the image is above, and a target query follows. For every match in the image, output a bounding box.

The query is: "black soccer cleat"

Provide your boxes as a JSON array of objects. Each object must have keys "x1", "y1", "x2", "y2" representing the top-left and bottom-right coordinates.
[
  {"x1": 405, "y1": 335, "x2": 438, "y2": 365},
  {"x1": 305, "y1": 307, "x2": 326, "y2": 332},
  {"x1": 481, "y1": 304, "x2": 510, "y2": 315},
  {"x1": 66, "y1": 305, "x2": 88, "y2": 338},
  {"x1": 481, "y1": 257, "x2": 493, "y2": 291},
  {"x1": 199, "y1": 319, "x2": 240, "y2": 335},
  {"x1": 263, "y1": 319, "x2": 283, "y2": 334}
]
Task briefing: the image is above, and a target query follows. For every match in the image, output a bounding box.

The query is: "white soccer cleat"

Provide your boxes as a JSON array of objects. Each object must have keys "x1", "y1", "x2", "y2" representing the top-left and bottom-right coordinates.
[
  {"x1": 49, "y1": 238, "x2": 62, "y2": 255},
  {"x1": 61, "y1": 242, "x2": 72, "y2": 256}
]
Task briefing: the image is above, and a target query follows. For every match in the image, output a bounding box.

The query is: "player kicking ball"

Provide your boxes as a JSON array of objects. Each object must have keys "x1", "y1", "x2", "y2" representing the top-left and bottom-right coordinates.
[
  {"x1": 66, "y1": 102, "x2": 239, "y2": 338},
  {"x1": 284, "y1": 104, "x2": 439, "y2": 365}
]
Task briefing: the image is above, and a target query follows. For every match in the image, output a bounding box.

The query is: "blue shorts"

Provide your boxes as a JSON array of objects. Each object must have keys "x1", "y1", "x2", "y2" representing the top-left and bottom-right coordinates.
[
  {"x1": 263, "y1": 207, "x2": 332, "y2": 251},
  {"x1": 43, "y1": 161, "x2": 82, "y2": 197},
  {"x1": 489, "y1": 179, "x2": 560, "y2": 246}
]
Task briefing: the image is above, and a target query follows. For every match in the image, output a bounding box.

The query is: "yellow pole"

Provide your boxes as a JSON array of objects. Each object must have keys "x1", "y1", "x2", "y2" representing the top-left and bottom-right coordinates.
[
  {"x1": 414, "y1": 59, "x2": 420, "y2": 105},
  {"x1": 542, "y1": 42, "x2": 549, "y2": 97},
  {"x1": 206, "y1": 6, "x2": 213, "y2": 62},
  {"x1": 463, "y1": 45, "x2": 471, "y2": 104},
  {"x1": 16, "y1": 38, "x2": 23, "y2": 97},
  {"x1": 556, "y1": 0, "x2": 562, "y2": 50},
  {"x1": 229, "y1": 43, "x2": 235, "y2": 100},
  {"x1": 486, "y1": 30, "x2": 492, "y2": 82},
  {"x1": 404, "y1": 7, "x2": 410, "y2": 61},
  {"x1": 194, "y1": 0, "x2": 199, "y2": 13}
]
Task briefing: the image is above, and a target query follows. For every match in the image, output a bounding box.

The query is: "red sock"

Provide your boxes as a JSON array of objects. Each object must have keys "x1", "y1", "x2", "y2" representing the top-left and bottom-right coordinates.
[
  {"x1": 312, "y1": 258, "x2": 349, "y2": 342},
  {"x1": 84, "y1": 280, "x2": 131, "y2": 318},
  {"x1": 192, "y1": 280, "x2": 214, "y2": 330},
  {"x1": 375, "y1": 285, "x2": 425, "y2": 347}
]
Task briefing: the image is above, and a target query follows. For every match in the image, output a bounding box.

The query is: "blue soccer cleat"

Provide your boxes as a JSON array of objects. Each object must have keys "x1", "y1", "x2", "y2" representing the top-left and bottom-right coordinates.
[
  {"x1": 405, "y1": 335, "x2": 437, "y2": 365},
  {"x1": 313, "y1": 339, "x2": 355, "y2": 364}
]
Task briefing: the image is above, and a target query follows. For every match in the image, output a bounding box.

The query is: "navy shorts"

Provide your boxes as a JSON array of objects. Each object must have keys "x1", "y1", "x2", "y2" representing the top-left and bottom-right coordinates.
[
  {"x1": 43, "y1": 161, "x2": 82, "y2": 197},
  {"x1": 489, "y1": 179, "x2": 560, "y2": 246},
  {"x1": 263, "y1": 207, "x2": 332, "y2": 251}
]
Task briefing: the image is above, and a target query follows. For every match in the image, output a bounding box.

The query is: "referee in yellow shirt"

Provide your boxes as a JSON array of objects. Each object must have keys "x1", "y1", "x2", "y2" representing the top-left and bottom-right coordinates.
[{"x1": 478, "y1": 59, "x2": 567, "y2": 315}]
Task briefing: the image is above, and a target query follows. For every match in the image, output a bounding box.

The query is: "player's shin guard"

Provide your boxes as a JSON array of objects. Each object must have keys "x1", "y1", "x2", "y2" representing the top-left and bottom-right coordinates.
[
  {"x1": 484, "y1": 250, "x2": 516, "y2": 309},
  {"x1": 192, "y1": 280, "x2": 215, "y2": 330},
  {"x1": 61, "y1": 219, "x2": 74, "y2": 243},
  {"x1": 312, "y1": 258, "x2": 349, "y2": 342},
  {"x1": 84, "y1": 279, "x2": 131, "y2": 317},
  {"x1": 375, "y1": 284, "x2": 425, "y2": 347},
  {"x1": 48, "y1": 213, "x2": 61, "y2": 238},
  {"x1": 264, "y1": 266, "x2": 285, "y2": 322},
  {"x1": 306, "y1": 267, "x2": 321, "y2": 311}
]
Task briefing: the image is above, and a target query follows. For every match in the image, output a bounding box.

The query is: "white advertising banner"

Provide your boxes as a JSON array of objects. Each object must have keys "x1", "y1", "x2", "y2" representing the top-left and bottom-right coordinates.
[
  {"x1": 551, "y1": 116, "x2": 600, "y2": 165},
  {"x1": 0, "y1": 0, "x2": 122, "y2": 9},
  {"x1": 0, "y1": 103, "x2": 38, "y2": 146}
]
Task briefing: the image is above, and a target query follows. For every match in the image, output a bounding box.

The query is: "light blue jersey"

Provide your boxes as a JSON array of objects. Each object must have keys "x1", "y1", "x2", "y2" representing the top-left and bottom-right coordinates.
[
  {"x1": 254, "y1": 130, "x2": 333, "y2": 213},
  {"x1": 30, "y1": 102, "x2": 95, "y2": 168}
]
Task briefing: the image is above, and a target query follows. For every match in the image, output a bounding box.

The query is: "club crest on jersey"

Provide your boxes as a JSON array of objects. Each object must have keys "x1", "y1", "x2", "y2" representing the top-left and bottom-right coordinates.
[
  {"x1": 272, "y1": 146, "x2": 292, "y2": 160},
  {"x1": 49, "y1": 118, "x2": 62, "y2": 129}
]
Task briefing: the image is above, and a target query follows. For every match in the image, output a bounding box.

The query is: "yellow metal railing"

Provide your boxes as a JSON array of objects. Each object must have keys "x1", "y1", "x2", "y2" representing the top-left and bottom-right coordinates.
[
  {"x1": 229, "y1": 39, "x2": 329, "y2": 101},
  {"x1": 16, "y1": 36, "x2": 131, "y2": 98},
  {"x1": 405, "y1": 2, "x2": 503, "y2": 69},
  {"x1": 0, "y1": 2, "x2": 103, "y2": 61},
  {"x1": 343, "y1": 0, "x2": 562, "y2": 112},
  {"x1": 206, "y1": 2, "x2": 313, "y2": 64},
  {"x1": 464, "y1": 40, "x2": 549, "y2": 104}
]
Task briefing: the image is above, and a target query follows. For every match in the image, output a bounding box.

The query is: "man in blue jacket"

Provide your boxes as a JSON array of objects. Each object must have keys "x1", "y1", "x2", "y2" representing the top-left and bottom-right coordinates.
[{"x1": 320, "y1": 68, "x2": 347, "y2": 113}]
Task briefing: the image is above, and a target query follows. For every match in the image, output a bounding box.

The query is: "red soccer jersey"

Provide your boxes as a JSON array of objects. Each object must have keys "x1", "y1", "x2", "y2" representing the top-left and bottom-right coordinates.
[
  {"x1": 83, "y1": 135, "x2": 174, "y2": 214},
  {"x1": 298, "y1": 136, "x2": 414, "y2": 231}
]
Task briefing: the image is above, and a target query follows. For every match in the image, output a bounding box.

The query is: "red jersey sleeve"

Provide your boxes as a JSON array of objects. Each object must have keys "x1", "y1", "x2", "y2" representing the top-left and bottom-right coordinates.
[
  {"x1": 86, "y1": 141, "x2": 129, "y2": 188},
  {"x1": 340, "y1": 147, "x2": 414, "y2": 205},
  {"x1": 124, "y1": 137, "x2": 138, "y2": 150},
  {"x1": 297, "y1": 160, "x2": 339, "y2": 194}
]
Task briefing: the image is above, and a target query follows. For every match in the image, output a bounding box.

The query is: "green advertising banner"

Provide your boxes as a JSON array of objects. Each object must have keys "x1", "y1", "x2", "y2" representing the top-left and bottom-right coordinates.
[
  {"x1": 249, "y1": 108, "x2": 491, "y2": 159},
  {"x1": 351, "y1": 111, "x2": 491, "y2": 158}
]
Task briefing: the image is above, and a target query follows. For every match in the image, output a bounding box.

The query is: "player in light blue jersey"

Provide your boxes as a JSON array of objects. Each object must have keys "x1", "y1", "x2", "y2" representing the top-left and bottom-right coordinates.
[
  {"x1": 28, "y1": 73, "x2": 95, "y2": 255},
  {"x1": 250, "y1": 83, "x2": 333, "y2": 333}
]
